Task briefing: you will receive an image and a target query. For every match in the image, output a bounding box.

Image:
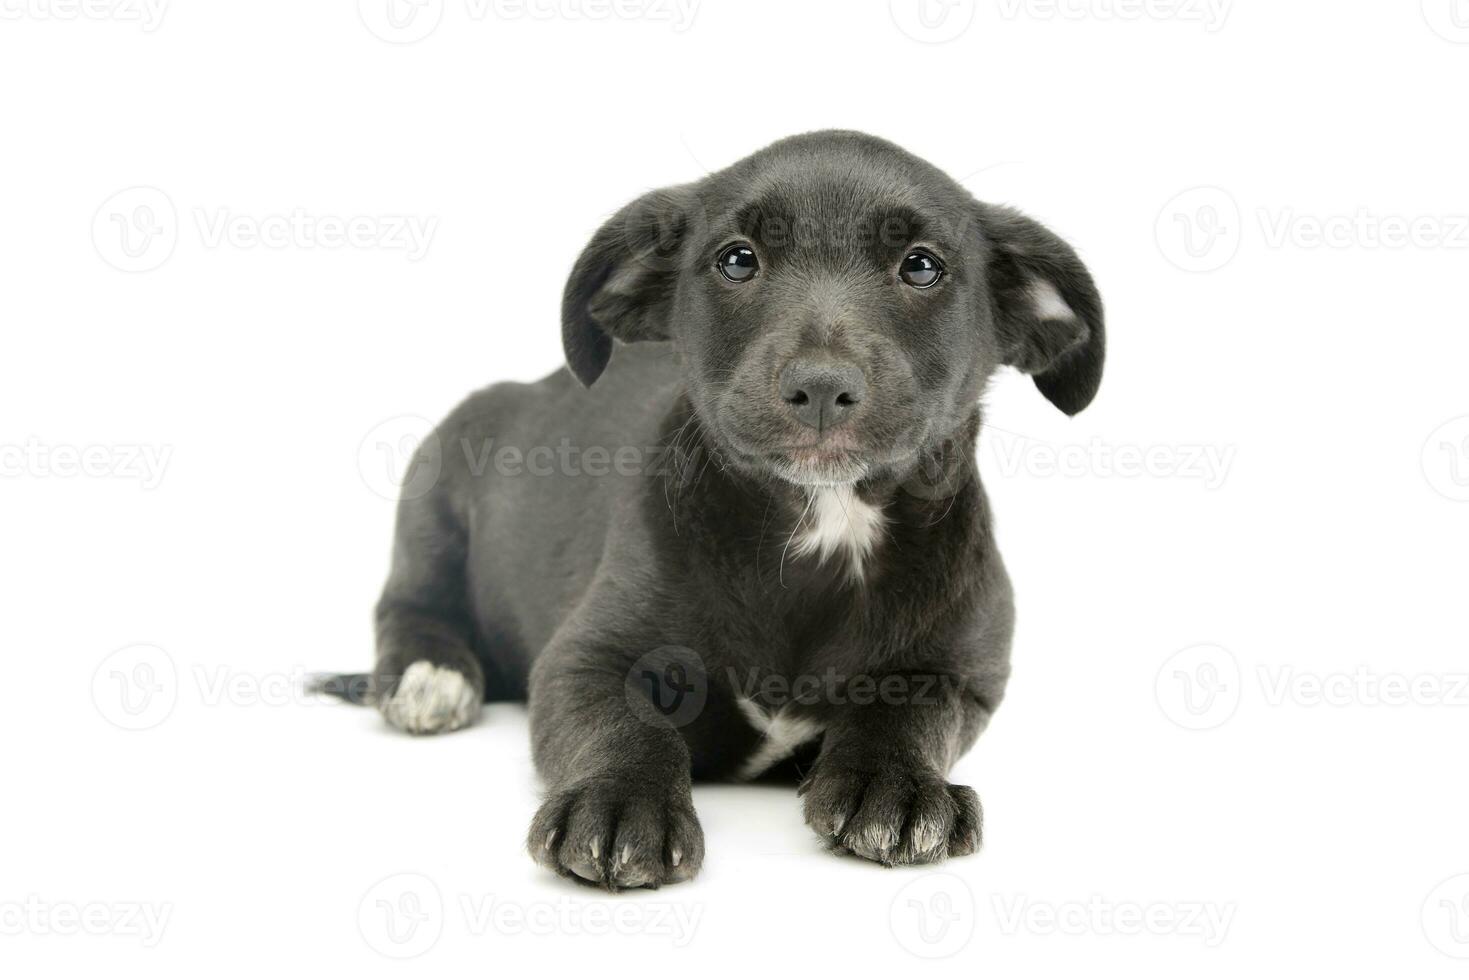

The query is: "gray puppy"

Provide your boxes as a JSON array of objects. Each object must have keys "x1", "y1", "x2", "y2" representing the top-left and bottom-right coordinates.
[{"x1": 318, "y1": 130, "x2": 1104, "y2": 888}]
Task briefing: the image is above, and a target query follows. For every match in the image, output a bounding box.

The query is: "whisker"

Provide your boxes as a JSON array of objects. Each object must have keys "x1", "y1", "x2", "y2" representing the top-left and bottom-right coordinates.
[{"x1": 778, "y1": 490, "x2": 816, "y2": 590}]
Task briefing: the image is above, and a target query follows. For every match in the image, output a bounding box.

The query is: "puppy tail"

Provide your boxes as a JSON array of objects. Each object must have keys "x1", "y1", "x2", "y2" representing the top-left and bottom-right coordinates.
[{"x1": 305, "y1": 672, "x2": 374, "y2": 706}]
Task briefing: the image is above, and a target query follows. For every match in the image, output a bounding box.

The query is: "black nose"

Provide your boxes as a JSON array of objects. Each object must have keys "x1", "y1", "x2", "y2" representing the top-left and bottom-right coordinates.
[{"x1": 778, "y1": 359, "x2": 867, "y2": 431}]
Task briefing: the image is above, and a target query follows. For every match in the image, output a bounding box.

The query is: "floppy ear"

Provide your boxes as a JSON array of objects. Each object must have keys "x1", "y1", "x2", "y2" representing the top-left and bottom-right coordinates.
[
  {"x1": 561, "y1": 187, "x2": 695, "y2": 387},
  {"x1": 976, "y1": 203, "x2": 1105, "y2": 415}
]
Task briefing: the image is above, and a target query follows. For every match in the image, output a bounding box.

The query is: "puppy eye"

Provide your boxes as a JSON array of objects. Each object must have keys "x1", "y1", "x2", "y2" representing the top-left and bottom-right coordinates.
[
  {"x1": 717, "y1": 244, "x2": 759, "y2": 283},
  {"x1": 899, "y1": 251, "x2": 942, "y2": 288}
]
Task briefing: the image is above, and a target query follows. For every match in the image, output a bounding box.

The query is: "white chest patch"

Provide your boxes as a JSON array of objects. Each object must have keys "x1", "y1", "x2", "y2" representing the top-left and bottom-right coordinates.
[
  {"x1": 791, "y1": 486, "x2": 886, "y2": 579},
  {"x1": 736, "y1": 697, "x2": 825, "y2": 780}
]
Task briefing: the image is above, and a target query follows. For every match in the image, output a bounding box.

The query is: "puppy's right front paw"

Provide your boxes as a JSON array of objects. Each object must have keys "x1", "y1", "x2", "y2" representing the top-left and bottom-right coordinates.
[{"x1": 527, "y1": 778, "x2": 704, "y2": 890}]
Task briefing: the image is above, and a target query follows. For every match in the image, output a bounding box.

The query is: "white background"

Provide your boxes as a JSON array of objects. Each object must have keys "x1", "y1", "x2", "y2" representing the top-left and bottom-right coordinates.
[{"x1": 3, "y1": 0, "x2": 1468, "y2": 975}]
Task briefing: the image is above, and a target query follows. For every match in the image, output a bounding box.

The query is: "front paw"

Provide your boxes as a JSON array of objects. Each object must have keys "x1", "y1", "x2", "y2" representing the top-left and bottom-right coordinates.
[
  {"x1": 527, "y1": 778, "x2": 704, "y2": 890},
  {"x1": 800, "y1": 765, "x2": 981, "y2": 866}
]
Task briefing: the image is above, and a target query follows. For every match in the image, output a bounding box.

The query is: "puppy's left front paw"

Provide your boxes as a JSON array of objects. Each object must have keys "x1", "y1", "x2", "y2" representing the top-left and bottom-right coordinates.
[{"x1": 800, "y1": 765, "x2": 981, "y2": 866}]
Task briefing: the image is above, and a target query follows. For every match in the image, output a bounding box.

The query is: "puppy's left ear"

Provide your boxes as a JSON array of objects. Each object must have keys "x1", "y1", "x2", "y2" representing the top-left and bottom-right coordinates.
[
  {"x1": 977, "y1": 203, "x2": 1105, "y2": 415},
  {"x1": 561, "y1": 186, "x2": 697, "y2": 387}
]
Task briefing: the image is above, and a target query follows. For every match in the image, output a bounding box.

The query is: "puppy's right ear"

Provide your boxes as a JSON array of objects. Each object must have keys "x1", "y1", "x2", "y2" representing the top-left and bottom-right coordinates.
[{"x1": 561, "y1": 187, "x2": 697, "y2": 387}]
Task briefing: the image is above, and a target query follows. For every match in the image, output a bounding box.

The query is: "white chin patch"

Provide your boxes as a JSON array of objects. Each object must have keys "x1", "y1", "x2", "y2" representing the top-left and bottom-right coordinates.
[
  {"x1": 736, "y1": 697, "x2": 825, "y2": 780},
  {"x1": 792, "y1": 485, "x2": 886, "y2": 580},
  {"x1": 379, "y1": 661, "x2": 480, "y2": 735},
  {"x1": 1029, "y1": 278, "x2": 1075, "y2": 322},
  {"x1": 776, "y1": 457, "x2": 869, "y2": 489}
]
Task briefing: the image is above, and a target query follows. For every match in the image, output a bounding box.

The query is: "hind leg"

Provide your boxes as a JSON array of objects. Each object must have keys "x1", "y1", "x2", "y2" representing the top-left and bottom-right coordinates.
[{"x1": 373, "y1": 447, "x2": 485, "y2": 735}]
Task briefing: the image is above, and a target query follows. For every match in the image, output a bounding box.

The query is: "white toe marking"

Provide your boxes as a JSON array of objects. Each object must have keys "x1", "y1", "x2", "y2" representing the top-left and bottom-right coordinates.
[
  {"x1": 380, "y1": 661, "x2": 479, "y2": 734},
  {"x1": 792, "y1": 486, "x2": 885, "y2": 580},
  {"x1": 736, "y1": 697, "x2": 825, "y2": 780},
  {"x1": 853, "y1": 823, "x2": 899, "y2": 856},
  {"x1": 909, "y1": 815, "x2": 948, "y2": 855}
]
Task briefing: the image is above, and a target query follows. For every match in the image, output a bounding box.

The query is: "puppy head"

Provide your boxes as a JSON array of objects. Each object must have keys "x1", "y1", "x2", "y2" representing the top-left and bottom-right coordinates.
[{"x1": 562, "y1": 131, "x2": 1104, "y2": 488}]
